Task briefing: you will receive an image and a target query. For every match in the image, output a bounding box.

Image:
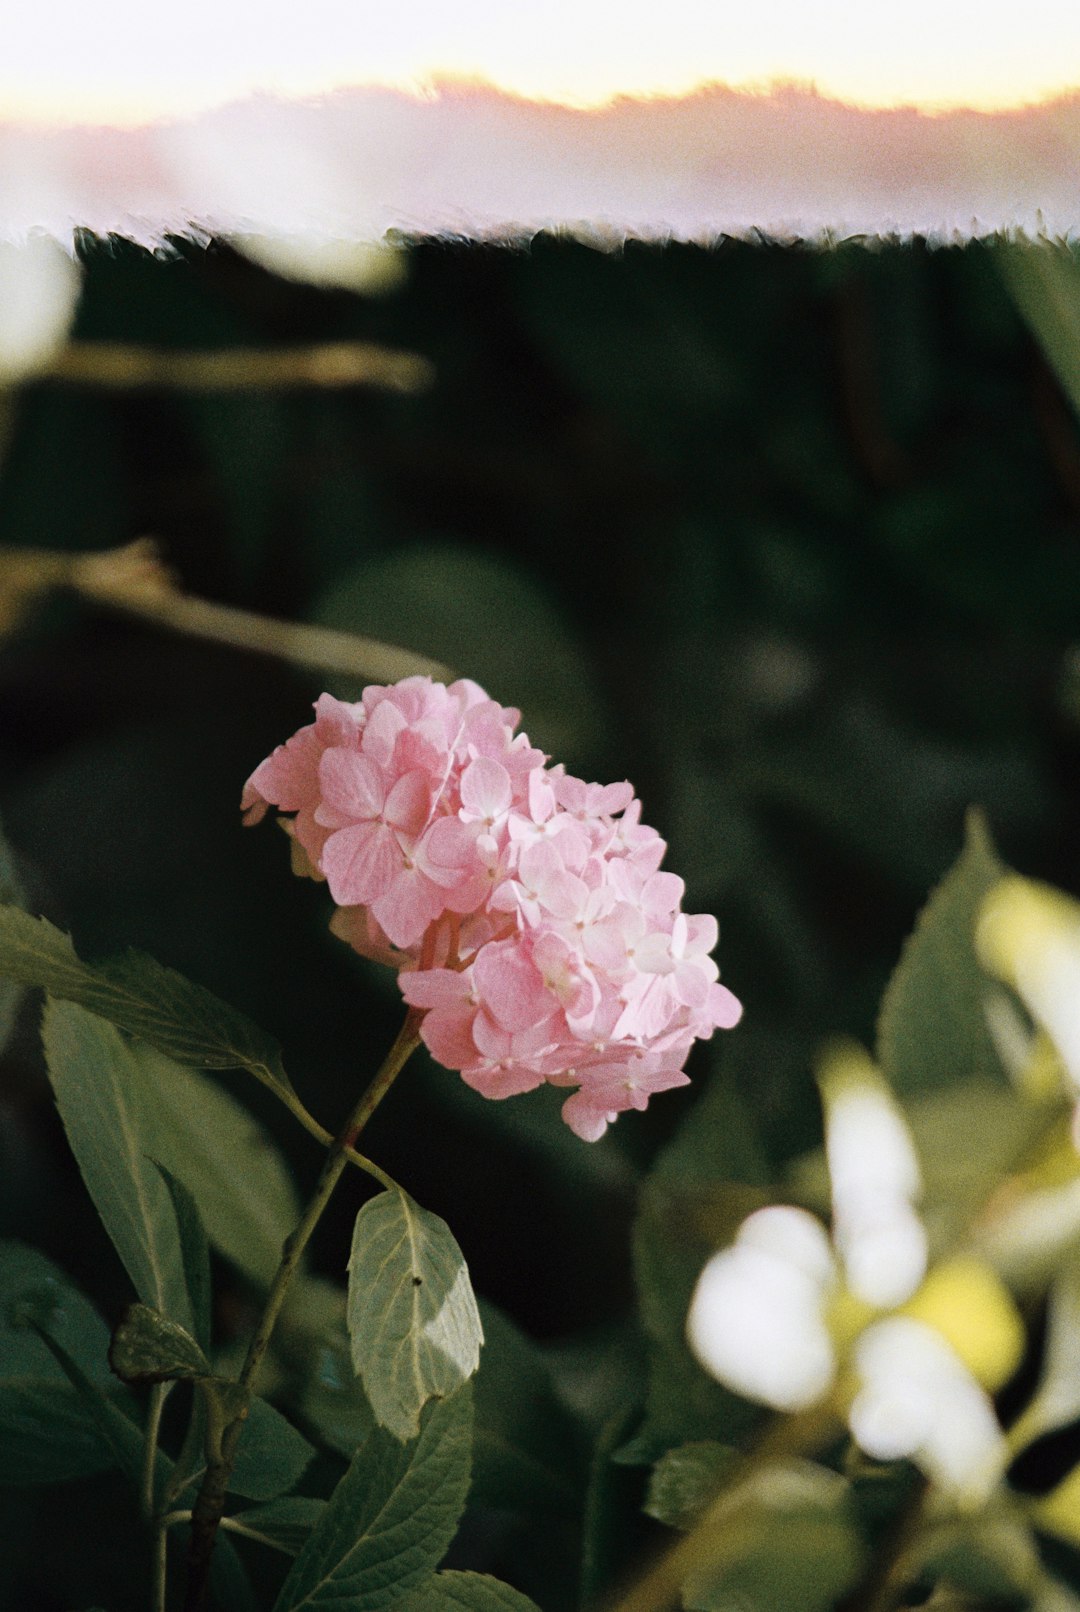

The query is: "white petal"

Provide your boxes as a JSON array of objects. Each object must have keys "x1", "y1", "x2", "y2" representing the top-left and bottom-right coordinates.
[
  {"x1": 688, "y1": 1237, "x2": 836, "y2": 1413},
  {"x1": 836, "y1": 1198, "x2": 928, "y2": 1310},
  {"x1": 851, "y1": 1317, "x2": 1005, "y2": 1500}
]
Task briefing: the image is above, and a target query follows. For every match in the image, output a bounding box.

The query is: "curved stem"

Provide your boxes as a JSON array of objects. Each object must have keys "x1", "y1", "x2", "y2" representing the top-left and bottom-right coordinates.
[
  {"x1": 182, "y1": 1014, "x2": 420, "y2": 1612},
  {"x1": 143, "y1": 1382, "x2": 169, "y2": 1519}
]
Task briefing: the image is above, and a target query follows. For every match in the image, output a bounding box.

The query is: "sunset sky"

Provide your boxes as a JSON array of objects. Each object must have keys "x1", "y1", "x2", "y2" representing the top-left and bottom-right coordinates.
[{"x1": 5, "y1": 0, "x2": 1080, "y2": 124}]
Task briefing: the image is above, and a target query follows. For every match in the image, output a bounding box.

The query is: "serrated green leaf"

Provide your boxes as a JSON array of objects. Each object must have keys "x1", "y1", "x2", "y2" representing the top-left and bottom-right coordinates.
[
  {"x1": 877, "y1": 810, "x2": 1008, "y2": 1094},
  {"x1": 153, "y1": 1163, "x2": 212, "y2": 1352},
  {"x1": 644, "y1": 1442, "x2": 739, "y2": 1532},
  {"x1": 0, "y1": 902, "x2": 293, "y2": 1096},
  {"x1": 0, "y1": 1241, "x2": 127, "y2": 1483},
  {"x1": 225, "y1": 1497, "x2": 328, "y2": 1556},
  {"x1": 273, "y1": 1386, "x2": 473, "y2": 1612},
  {"x1": 42, "y1": 1000, "x2": 193, "y2": 1331},
  {"x1": 395, "y1": 1571, "x2": 542, "y2": 1610},
  {"x1": 108, "y1": 1302, "x2": 209, "y2": 1384},
  {"x1": 347, "y1": 1190, "x2": 483, "y2": 1442}
]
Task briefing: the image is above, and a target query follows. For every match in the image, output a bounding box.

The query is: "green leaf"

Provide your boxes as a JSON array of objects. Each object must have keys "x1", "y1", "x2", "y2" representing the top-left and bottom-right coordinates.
[
  {"x1": 312, "y1": 543, "x2": 612, "y2": 770},
  {"x1": 472, "y1": 1300, "x2": 580, "y2": 1517},
  {"x1": 877, "y1": 809, "x2": 1008, "y2": 1094},
  {"x1": 909, "y1": 1508, "x2": 1040, "y2": 1603},
  {"x1": 273, "y1": 1386, "x2": 473, "y2": 1612},
  {"x1": 32, "y1": 1324, "x2": 155, "y2": 1491},
  {"x1": 229, "y1": 1397, "x2": 317, "y2": 1501},
  {"x1": 0, "y1": 1241, "x2": 120, "y2": 1483},
  {"x1": 42, "y1": 1000, "x2": 193, "y2": 1332},
  {"x1": 580, "y1": 1402, "x2": 646, "y2": 1611},
  {"x1": 46, "y1": 996, "x2": 298, "y2": 1292},
  {"x1": 621, "y1": 1074, "x2": 770, "y2": 1465},
  {"x1": 347, "y1": 1190, "x2": 483, "y2": 1442},
  {"x1": 280, "y1": 1276, "x2": 377, "y2": 1458},
  {"x1": 153, "y1": 1163, "x2": 213, "y2": 1352},
  {"x1": 108, "y1": 1302, "x2": 210, "y2": 1384},
  {"x1": 644, "y1": 1442, "x2": 740, "y2": 1532},
  {"x1": 182, "y1": 1394, "x2": 317, "y2": 1503},
  {"x1": 225, "y1": 1497, "x2": 328, "y2": 1556},
  {"x1": 122, "y1": 1045, "x2": 300, "y2": 1288},
  {"x1": 681, "y1": 1463, "x2": 865, "y2": 1612},
  {"x1": 395, "y1": 1571, "x2": 542, "y2": 1610},
  {"x1": 0, "y1": 902, "x2": 293, "y2": 1098}
]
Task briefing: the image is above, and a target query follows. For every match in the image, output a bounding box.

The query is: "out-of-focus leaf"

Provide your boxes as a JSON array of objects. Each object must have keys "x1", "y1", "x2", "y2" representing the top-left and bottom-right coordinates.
[
  {"x1": 273, "y1": 1387, "x2": 472, "y2": 1612},
  {"x1": 877, "y1": 811, "x2": 1008, "y2": 1094},
  {"x1": 621, "y1": 1075, "x2": 771, "y2": 1464},
  {"x1": 280, "y1": 1276, "x2": 377, "y2": 1458},
  {"x1": 395, "y1": 1571, "x2": 542, "y2": 1610},
  {"x1": 910, "y1": 1508, "x2": 1041, "y2": 1603},
  {"x1": 228, "y1": 1398, "x2": 317, "y2": 1502},
  {"x1": 579, "y1": 1402, "x2": 646, "y2": 1611},
  {"x1": 347, "y1": 1190, "x2": 483, "y2": 1443},
  {"x1": 1009, "y1": 1267, "x2": 1080, "y2": 1455},
  {"x1": 42, "y1": 1001, "x2": 193, "y2": 1332},
  {"x1": 312, "y1": 542, "x2": 610, "y2": 767},
  {"x1": 996, "y1": 243, "x2": 1080, "y2": 422},
  {"x1": 681, "y1": 1463, "x2": 864, "y2": 1612},
  {"x1": 472, "y1": 1300, "x2": 580, "y2": 1517},
  {"x1": 0, "y1": 903, "x2": 294, "y2": 1100},
  {"x1": 0, "y1": 1242, "x2": 120, "y2": 1483},
  {"x1": 644, "y1": 1442, "x2": 739, "y2": 1532},
  {"x1": 32, "y1": 1326, "x2": 157, "y2": 1493}
]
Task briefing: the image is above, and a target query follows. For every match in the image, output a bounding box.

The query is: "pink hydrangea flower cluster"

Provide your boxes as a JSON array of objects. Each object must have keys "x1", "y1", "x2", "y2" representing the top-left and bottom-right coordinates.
[{"x1": 242, "y1": 677, "x2": 741, "y2": 1140}]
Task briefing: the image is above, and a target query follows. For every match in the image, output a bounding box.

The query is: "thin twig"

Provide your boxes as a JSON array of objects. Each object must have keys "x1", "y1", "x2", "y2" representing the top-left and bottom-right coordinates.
[
  {"x1": 0, "y1": 539, "x2": 453, "y2": 684},
  {"x1": 40, "y1": 340, "x2": 434, "y2": 395},
  {"x1": 182, "y1": 1014, "x2": 420, "y2": 1612}
]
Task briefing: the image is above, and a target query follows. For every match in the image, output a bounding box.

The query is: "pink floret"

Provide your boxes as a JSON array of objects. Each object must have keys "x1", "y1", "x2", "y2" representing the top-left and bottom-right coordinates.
[{"x1": 243, "y1": 676, "x2": 741, "y2": 1138}]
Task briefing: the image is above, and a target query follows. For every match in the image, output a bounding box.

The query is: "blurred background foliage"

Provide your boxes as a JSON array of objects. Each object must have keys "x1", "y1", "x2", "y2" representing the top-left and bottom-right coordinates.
[{"x1": 1, "y1": 233, "x2": 1080, "y2": 1606}]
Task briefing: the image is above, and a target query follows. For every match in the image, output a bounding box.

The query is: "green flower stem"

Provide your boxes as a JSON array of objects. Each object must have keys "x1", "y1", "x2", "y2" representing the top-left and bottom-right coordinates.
[
  {"x1": 182, "y1": 1013, "x2": 420, "y2": 1612},
  {"x1": 143, "y1": 1381, "x2": 169, "y2": 1520},
  {"x1": 266, "y1": 1067, "x2": 402, "y2": 1192},
  {"x1": 152, "y1": 1513, "x2": 170, "y2": 1612}
]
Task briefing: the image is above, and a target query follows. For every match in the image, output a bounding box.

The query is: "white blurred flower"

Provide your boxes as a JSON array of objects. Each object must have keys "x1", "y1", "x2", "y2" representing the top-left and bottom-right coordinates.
[
  {"x1": 851, "y1": 1317, "x2": 1005, "y2": 1501},
  {"x1": 687, "y1": 1042, "x2": 1020, "y2": 1499},
  {"x1": 978, "y1": 877, "x2": 1080, "y2": 1095},
  {"x1": 687, "y1": 1206, "x2": 837, "y2": 1413}
]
